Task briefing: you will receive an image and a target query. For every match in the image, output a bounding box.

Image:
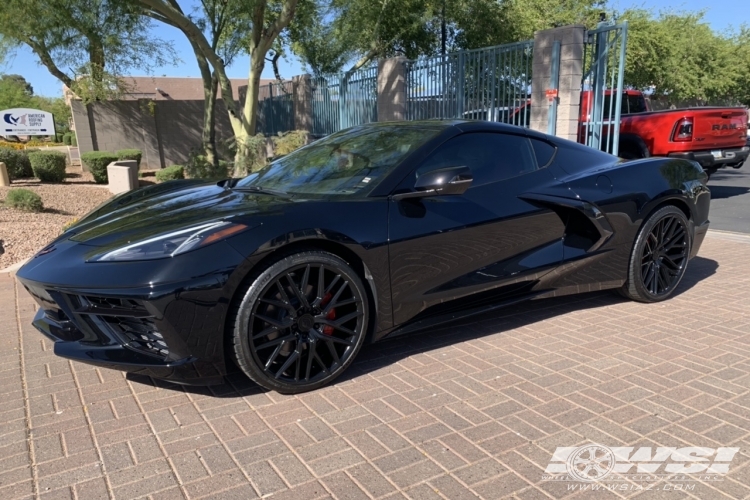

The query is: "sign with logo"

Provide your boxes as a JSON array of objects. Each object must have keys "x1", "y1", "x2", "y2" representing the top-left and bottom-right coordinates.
[
  {"x1": 543, "y1": 444, "x2": 740, "y2": 492},
  {"x1": 1, "y1": 108, "x2": 56, "y2": 136}
]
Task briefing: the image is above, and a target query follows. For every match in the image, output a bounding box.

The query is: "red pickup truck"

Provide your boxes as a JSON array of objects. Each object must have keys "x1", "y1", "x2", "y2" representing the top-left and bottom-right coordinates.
[
  {"x1": 500, "y1": 90, "x2": 749, "y2": 177},
  {"x1": 578, "y1": 90, "x2": 749, "y2": 177}
]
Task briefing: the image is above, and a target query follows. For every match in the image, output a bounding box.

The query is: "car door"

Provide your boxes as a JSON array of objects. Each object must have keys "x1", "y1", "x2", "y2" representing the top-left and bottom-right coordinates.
[{"x1": 388, "y1": 131, "x2": 566, "y2": 326}]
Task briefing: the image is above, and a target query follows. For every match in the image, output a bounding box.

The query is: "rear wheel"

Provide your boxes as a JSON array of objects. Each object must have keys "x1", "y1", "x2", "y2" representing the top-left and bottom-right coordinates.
[
  {"x1": 620, "y1": 206, "x2": 691, "y2": 303},
  {"x1": 231, "y1": 251, "x2": 369, "y2": 393},
  {"x1": 618, "y1": 145, "x2": 643, "y2": 160}
]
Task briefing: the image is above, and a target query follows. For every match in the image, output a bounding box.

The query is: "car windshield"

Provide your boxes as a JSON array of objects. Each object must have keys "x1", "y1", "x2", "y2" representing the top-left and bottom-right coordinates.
[{"x1": 235, "y1": 124, "x2": 443, "y2": 196}]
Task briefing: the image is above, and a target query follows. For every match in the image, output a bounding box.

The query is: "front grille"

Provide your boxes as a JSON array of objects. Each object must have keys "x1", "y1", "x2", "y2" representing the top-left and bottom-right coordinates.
[
  {"x1": 101, "y1": 316, "x2": 170, "y2": 359},
  {"x1": 85, "y1": 296, "x2": 145, "y2": 313},
  {"x1": 77, "y1": 295, "x2": 171, "y2": 361}
]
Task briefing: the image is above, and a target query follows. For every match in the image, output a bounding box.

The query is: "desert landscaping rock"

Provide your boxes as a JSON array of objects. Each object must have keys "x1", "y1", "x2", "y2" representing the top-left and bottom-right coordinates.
[{"x1": 0, "y1": 167, "x2": 112, "y2": 269}]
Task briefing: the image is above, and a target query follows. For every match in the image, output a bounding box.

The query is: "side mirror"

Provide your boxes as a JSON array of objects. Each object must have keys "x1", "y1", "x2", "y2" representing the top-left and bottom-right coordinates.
[{"x1": 392, "y1": 166, "x2": 473, "y2": 200}]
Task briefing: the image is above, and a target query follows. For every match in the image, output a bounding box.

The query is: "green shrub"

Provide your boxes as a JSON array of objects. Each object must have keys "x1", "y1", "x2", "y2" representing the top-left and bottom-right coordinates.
[
  {"x1": 156, "y1": 165, "x2": 185, "y2": 182},
  {"x1": 0, "y1": 148, "x2": 36, "y2": 180},
  {"x1": 116, "y1": 149, "x2": 143, "y2": 168},
  {"x1": 4, "y1": 188, "x2": 44, "y2": 212},
  {"x1": 62, "y1": 133, "x2": 72, "y2": 146},
  {"x1": 55, "y1": 133, "x2": 64, "y2": 143},
  {"x1": 184, "y1": 152, "x2": 230, "y2": 180},
  {"x1": 272, "y1": 130, "x2": 308, "y2": 157},
  {"x1": 16, "y1": 150, "x2": 34, "y2": 178},
  {"x1": 81, "y1": 151, "x2": 118, "y2": 184},
  {"x1": 0, "y1": 147, "x2": 22, "y2": 180},
  {"x1": 28, "y1": 151, "x2": 67, "y2": 182},
  {"x1": 70, "y1": 135, "x2": 77, "y2": 147}
]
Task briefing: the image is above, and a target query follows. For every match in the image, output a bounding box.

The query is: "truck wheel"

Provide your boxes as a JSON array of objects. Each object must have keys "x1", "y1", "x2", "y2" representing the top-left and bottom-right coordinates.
[{"x1": 619, "y1": 146, "x2": 642, "y2": 160}]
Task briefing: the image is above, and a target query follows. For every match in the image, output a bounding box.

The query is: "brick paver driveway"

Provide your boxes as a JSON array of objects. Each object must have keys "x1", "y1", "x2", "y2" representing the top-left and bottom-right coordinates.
[{"x1": 3, "y1": 231, "x2": 750, "y2": 500}]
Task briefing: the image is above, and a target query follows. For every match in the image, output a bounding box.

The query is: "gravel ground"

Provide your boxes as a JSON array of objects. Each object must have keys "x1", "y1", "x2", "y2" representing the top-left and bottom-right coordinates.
[{"x1": 0, "y1": 168, "x2": 112, "y2": 269}]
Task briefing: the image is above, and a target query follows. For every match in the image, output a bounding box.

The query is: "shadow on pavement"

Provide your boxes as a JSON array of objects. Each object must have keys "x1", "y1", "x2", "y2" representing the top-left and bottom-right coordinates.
[
  {"x1": 126, "y1": 257, "x2": 719, "y2": 395},
  {"x1": 708, "y1": 185, "x2": 750, "y2": 200}
]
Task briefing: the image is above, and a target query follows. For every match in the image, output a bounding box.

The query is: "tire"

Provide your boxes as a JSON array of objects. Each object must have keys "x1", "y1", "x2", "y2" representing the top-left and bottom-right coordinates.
[
  {"x1": 231, "y1": 251, "x2": 369, "y2": 394},
  {"x1": 618, "y1": 146, "x2": 643, "y2": 161},
  {"x1": 620, "y1": 205, "x2": 691, "y2": 303}
]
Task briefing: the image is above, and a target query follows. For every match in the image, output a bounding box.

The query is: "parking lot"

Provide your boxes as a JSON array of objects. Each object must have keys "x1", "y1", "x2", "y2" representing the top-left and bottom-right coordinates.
[
  {"x1": 2, "y1": 230, "x2": 750, "y2": 499},
  {"x1": 707, "y1": 168, "x2": 750, "y2": 234}
]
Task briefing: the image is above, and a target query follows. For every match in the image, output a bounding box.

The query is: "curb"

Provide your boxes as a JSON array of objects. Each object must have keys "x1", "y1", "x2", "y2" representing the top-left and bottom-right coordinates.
[
  {"x1": 706, "y1": 229, "x2": 750, "y2": 243},
  {"x1": 0, "y1": 258, "x2": 29, "y2": 274}
]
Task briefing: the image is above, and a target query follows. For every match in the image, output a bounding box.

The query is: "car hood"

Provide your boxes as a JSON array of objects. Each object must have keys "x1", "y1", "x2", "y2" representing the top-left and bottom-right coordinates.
[{"x1": 65, "y1": 180, "x2": 292, "y2": 248}]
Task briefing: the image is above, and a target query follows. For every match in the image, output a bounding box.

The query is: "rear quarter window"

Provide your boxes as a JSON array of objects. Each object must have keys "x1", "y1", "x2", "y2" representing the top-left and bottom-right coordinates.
[{"x1": 530, "y1": 138, "x2": 557, "y2": 168}]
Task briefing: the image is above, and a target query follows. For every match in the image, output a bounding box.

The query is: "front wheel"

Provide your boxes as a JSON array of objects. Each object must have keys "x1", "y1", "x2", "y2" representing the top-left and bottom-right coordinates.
[
  {"x1": 231, "y1": 251, "x2": 370, "y2": 394},
  {"x1": 620, "y1": 206, "x2": 691, "y2": 303}
]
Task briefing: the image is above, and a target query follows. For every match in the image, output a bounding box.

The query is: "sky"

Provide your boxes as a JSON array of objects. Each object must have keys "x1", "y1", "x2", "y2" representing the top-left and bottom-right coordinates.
[{"x1": 2, "y1": 0, "x2": 749, "y2": 98}]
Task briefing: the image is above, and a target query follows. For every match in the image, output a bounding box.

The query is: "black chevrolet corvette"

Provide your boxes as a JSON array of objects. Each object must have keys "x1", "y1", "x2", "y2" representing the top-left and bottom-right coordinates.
[{"x1": 17, "y1": 121, "x2": 710, "y2": 393}]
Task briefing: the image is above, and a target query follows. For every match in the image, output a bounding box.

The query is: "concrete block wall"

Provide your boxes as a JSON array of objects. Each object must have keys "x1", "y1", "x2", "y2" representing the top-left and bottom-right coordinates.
[
  {"x1": 530, "y1": 25, "x2": 585, "y2": 141},
  {"x1": 71, "y1": 99, "x2": 236, "y2": 169}
]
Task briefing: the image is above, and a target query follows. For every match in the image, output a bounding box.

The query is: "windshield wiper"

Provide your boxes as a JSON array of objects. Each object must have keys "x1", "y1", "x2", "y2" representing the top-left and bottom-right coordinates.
[{"x1": 233, "y1": 185, "x2": 292, "y2": 198}]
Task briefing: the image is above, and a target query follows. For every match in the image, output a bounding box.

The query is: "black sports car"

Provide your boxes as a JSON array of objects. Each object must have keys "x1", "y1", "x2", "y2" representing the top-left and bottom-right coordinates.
[{"x1": 17, "y1": 121, "x2": 710, "y2": 393}]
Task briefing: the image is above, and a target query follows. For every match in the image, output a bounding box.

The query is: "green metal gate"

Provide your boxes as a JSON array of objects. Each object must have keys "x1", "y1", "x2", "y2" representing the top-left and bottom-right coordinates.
[
  {"x1": 405, "y1": 41, "x2": 534, "y2": 128},
  {"x1": 311, "y1": 66, "x2": 378, "y2": 136},
  {"x1": 581, "y1": 21, "x2": 629, "y2": 156},
  {"x1": 257, "y1": 81, "x2": 295, "y2": 136}
]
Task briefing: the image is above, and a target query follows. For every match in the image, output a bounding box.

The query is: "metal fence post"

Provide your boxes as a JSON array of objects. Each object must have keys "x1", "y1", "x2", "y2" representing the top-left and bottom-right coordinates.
[
  {"x1": 547, "y1": 41, "x2": 561, "y2": 136},
  {"x1": 590, "y1": 24, "x2": 609, "y2": 151},
  {"x1": 611, "y1": 22, "x2": 629, "y2": 157},
  {"x1": 457, "y1": 51, "x2": 465, "y2": 117},
  {"x1": 339, "y1": 74, "x2": 348, "y2": 130},
  {"x1": 268, "y1": 83, "x2": 274, "y2": 135}
]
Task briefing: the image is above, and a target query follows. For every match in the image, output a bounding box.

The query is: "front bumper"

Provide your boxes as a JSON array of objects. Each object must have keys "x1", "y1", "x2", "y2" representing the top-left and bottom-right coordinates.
[
  {"x1": 668, "y1": 146, "x2": 749, "y2": 170},
  {"x1": 18, "y1": 277, "x2": 231, "y2": 386}
]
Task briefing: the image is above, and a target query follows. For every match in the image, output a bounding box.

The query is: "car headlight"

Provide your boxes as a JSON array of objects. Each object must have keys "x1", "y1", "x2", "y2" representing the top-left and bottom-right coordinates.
[{"x1": 90, "y1": 221, "x2": 248, "y2": 262}]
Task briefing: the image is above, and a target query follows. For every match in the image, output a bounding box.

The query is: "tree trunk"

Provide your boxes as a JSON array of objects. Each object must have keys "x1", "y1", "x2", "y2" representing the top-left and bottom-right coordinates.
[
  {"x1": 88, "y1": 37, "x2": 106, "y2": 87},
  {"x1": 205, "y1": 73, "x2": 219, "y2": 167},
  {"x1": 232, "y1": 49, "x2": 266, "y2": 177},
  {"x1": 190, "y1": 38, "x2": 219, "y2": 167}
]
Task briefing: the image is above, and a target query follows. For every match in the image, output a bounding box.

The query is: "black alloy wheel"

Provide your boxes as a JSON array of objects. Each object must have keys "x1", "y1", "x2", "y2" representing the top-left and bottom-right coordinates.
[
  {"x1": 621, "y1": 205, "x2": 691, "y2": 303},
  {"x1": 232, "y1": 251, "x2": 369, "y2": 393}
]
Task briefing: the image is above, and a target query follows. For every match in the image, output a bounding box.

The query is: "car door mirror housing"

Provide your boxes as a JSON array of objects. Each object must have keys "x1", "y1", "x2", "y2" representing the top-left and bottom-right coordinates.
[{"x1": 392, "y1": 166, "x2": 473, "y2": 200}]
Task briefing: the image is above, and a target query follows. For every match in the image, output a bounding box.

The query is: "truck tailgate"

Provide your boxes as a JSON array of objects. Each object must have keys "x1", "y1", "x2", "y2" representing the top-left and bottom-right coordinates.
[{"x1": 694, "y1": 108, "x2": 748, "y2": 149}]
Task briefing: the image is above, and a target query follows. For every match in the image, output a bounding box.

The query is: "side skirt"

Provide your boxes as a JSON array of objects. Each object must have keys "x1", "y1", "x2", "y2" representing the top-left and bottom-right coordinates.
[{"x1": 375, "y1": 291, "x2": 547, "y2": 341}]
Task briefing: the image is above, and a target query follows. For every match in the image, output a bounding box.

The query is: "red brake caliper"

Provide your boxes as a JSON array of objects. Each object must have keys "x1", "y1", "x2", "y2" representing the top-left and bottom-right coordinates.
[{"x1": 319, "y1": 292, "x2": 336, "y2": 336}]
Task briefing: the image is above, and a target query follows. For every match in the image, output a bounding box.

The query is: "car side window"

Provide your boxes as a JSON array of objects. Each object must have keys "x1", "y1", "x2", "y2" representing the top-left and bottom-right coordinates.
[{"x1": 416, "y1": 132, "x2": 538, "y2": 187}]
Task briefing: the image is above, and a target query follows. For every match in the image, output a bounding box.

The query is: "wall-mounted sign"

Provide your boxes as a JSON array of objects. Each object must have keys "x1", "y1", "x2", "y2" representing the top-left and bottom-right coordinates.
[{"x1": 1, "y1": 108, "x2": 56, "y2": 136}]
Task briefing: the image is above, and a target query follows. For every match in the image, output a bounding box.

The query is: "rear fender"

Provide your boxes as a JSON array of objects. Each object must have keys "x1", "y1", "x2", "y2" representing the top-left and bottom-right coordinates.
[{"x1": 562, "y1": 157, "x2": 709, "y2": 228}]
